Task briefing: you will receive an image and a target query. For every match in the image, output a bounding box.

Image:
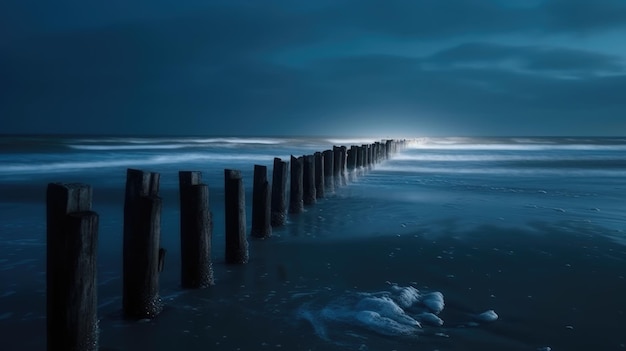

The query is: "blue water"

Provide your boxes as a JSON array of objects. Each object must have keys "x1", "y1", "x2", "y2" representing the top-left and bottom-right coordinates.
[{"x1": 1, "y1": 136, "x2": 625, "y2": 350}]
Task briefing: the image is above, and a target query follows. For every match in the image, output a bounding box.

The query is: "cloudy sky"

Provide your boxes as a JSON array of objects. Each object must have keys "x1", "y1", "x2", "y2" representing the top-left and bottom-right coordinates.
[{"x1": 1, "y1": 0, "x2": 625, "y2": 137}]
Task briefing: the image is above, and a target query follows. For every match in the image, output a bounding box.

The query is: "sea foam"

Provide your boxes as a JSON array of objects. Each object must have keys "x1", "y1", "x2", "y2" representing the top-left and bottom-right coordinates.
[{"x1": 420, "y1": 292, "x2": 445, "y2": 314}]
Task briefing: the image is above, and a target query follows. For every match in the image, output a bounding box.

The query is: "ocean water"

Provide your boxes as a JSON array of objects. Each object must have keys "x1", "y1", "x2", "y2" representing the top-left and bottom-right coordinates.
[{"x1": 0, "y1": 135, "x2": 625, "y2": 350}]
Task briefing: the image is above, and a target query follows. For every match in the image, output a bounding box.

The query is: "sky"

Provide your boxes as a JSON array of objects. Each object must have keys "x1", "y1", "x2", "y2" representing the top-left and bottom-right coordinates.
[{"x1": 1, "y1": 0, "x2": 626, "y2": 137}]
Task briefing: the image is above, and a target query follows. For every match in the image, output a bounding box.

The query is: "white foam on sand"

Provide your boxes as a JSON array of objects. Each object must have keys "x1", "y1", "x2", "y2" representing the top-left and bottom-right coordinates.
[
  {"x1": 355, "y1": 296, "x2": 421, "y2": 328},
  {"x1": 299, "y1": 285, "x2": 436, "y2": 339},
  {"x1": 416, "y1": 312, "x2": 444, "y2": 326},
  {"x1": 390, "y1": 285, "x2": 420, "y2": 309},
  {"x1": 298, "y1": 284, "x2": 499, "y2": 346},
  {"x1": 354, "y1": 310, "x2": 419, "y2": 336},
  {"x1": 475, "y1": 310, "x2": 498, "y2": 322},
  {"x1": 420, "y1": 292, "x2": 445, "y2": 314}
]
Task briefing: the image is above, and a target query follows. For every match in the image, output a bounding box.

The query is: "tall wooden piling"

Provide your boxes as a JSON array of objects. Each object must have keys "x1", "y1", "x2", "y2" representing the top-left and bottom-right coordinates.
[
  {"x1": 339, "y1": 146, "x2": 347, "y2": 185},
  {"x1": 251, "y1": 165, "x2": 271, "y2": 238},
  {"x1": 347, "y1": 146, "x2": 356, "y2": 180},
  {"x1": 303, "y1": 155, "x2": 316, "y2": 205},
  {"x1": 123, "y1": 169, "x2": 163, "y2": 319},
  {"x1": 314, "y1": 152, "x2": 325, "y2": 199},
  {"x1": 225, "y1": 169, "x2": 248, "y2": 264},
  {"x1": 323, "y1": 150, "x2": 334, "y2": 193},
  {"x1": 179, "y1": 171, "x2": 213, "y2": 288},
  {"x1": 289, "y1": 155, "x2": 304, "y2": 213},
  {"x1": 271, "y1": 157, "x2": 289, "y2": 226},
  {"x1": 333, "y1": 146, "x2": 342, "y2": 186},
  {"x1": 46, "y1": 183, "x2": 98, "y2": 351},
  {"x1": 374, "y1": 142, "x2": 381, "y2": 163}
]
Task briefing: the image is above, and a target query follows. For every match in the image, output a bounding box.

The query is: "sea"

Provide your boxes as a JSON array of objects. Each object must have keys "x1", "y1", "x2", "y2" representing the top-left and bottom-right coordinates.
[{"x1": 0, "y1": 135, "x2": 625, "y2": 351}]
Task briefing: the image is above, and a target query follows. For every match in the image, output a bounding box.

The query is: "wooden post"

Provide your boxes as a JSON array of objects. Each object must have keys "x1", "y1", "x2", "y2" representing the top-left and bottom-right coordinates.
[
  {"x1": 322, "y1": 149, "x2": 334, "y2": 193},
  {"x1": 46, "y1": 183, "x2": 98, "y2": 351},
  {"x1": 354, "y1": 146, "x2": 361, "y2": 171},
  {"x1": 224, "y1": 169, "x2": 248, "y2": 264},
  {"x1": 123, "y1": 169, "x2": 163, "y2": 319},
  {"x1": 303, "y1": 155, "x2": 316, "y2": 205},
  {"x1": 251, "y1": 165, "x2": 271, "y2": 238},
  {"x1": 314, "y1": 152, "x2": 325, "y2": 199},
  {"x1": 374, "y1": 142, "x2": 380, "y2": 164},
  {"x1": 386, "y1": 140, "x2": 393, "y2": 159},
  {"x1": 333, "y1": 146, "x2": 342, "y2": 187},
  {"x1": 371, "y1": 144, "x2": 376, "y2": 167},
  {"x1": 289, "y1": 155, "x2": 304, "y2": 213},
  {"x1": 372, "y1": 142, "x2": 377, "y2": 164},
  {"x1": 179, "y1": 171, "x2": 213, "y2": 288},
  {"x1": 339, "y1": 146, "x2": 347, "y2": 185},
  {"x1": 347, "y1": 146, "x2": 357, "y2": 180},
  {"x1": 358, "y1": 146, "x2": 365, "y2": 175},
  {"x1": 271, "y1": 157, "x2": 288, "y2": 227}
]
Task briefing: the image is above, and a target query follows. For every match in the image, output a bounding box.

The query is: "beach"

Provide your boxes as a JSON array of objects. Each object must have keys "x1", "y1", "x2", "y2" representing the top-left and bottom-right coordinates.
[{"x1": 1, "y1": 136, "x2": 625, "y2": 350}]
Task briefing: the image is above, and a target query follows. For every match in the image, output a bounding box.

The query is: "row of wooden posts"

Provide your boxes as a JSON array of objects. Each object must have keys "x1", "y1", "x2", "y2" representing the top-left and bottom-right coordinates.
[{"x1": 45, "y1": 139, "x2": 406, "y2": 350}]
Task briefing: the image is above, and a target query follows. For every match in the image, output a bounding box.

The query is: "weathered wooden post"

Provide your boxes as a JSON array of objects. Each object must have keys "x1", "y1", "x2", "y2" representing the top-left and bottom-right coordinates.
[
  {"x1": 386, "y1": 140, "x2": 393, "y2": 159},
  {"x1": 374, "y1": 142, "x2": 381, "y2": 164},
  {"x1": 323, "y1": 149, "x2": 334, "y2": 193},
  {"x1": 346, "y1": 145, "x2": 358, "y2": 179},
  {"x1": 47, "y1": 183, "x2": 98, "y2": 351},
  {"x1": 123, "y1": 169, "x2": 164, "y2": 319},
  {"x1": 372, "y1": 142, "x2": 377, "y2": 164},
  {"x1": 333, "y1": 146, "x2": 342, "y2": 186},
  {"x1": 225, "y1": 169, "x2": 248, "y2": 264},
  {"x1": 179, "y1": 171, "x2": 213, "y2": 288},
  {"x1": 370, "y1": 143, "x2": 375, "y2": 165},
  {"x1": 314, "y1": 152, "x2": 325, "y2": 199},
  {"x1": 289, "y1": 155, "x2": 304, "y2": 213},
  {"x1": 361, "y1": 144, "x2": 369, "y2": 170},
  {"x1": 303, "y1": 154, "x2": 316, "y2": 205},
  {"x1": 356, "y1": 145, "x2": 364, "y2": 175},
  {"x1": 347, "y1": 146, "x2": 356, "y2": 180},
  {"x1": 271, "y1": 157, "x2": 288, "y2": 227},
  {"x1": 251, "y1": 165, "x2": 271, "y2": 238},
  {"x1": 339, "y1": 146, "x2": 348, "y2": 185}
]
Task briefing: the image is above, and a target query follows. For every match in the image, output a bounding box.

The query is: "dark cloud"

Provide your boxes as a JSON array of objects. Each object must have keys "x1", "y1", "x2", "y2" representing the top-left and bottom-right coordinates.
[
  {"x1": 1, "y1": 1, "x2": 625, "y2": 136},
  {"x1": 313, "y1": 0, "x2": 626, "y2": 39},
  {"x1": 543, "y1": 0, "x2": 626, "y2": 33},
  {"x1": 428, "y1": 43, "x2": 626, "y2": 76}
]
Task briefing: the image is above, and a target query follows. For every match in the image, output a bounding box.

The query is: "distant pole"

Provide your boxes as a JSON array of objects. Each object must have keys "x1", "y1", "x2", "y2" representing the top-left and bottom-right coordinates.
[
  {"x1": 323, "y1": 150, "x2": 334, "y2": 193},
  {"x1": 224, "y1": 169, "x2": 248, "y2": 264},
  {"x1": 374, "y1": 142, "x2": 380, "y2": 164},
  {"x1": 314, "y1": 152, "x2": 325, "y2": 199},
  {"x1": 333, "y1": 146, "x2": 342, "y2": 187},
  {"x1": 347, "y1": 146, "x2": 357, "y2": 180},
  {"x1": 123, "y1": 169, "x2": 164, "y2": 319},
  {"x1": 179, "y1": 171, "x2": 213, "y2": 288},
  {"x1": 303, "y1": 155, "x2": 316, "y2": 205},
  {"x1": 46, "y1": 183, "x2": 98, "y2": 351},
  {"x1": 271, "y1": 157, "x2": 288, "y2": 227},
  {"x1": 355, "y1": 146, "x2": 363, "y2": 175},
  {"x1": 339, "y1": 146, "x2": 347, "y2": 185},
  {"x1": 251, "y1": 165, "x2": 271, "y2": 238},
  {"x1": 289, "y1": 155, "x2": 304, "y2": 214}
]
